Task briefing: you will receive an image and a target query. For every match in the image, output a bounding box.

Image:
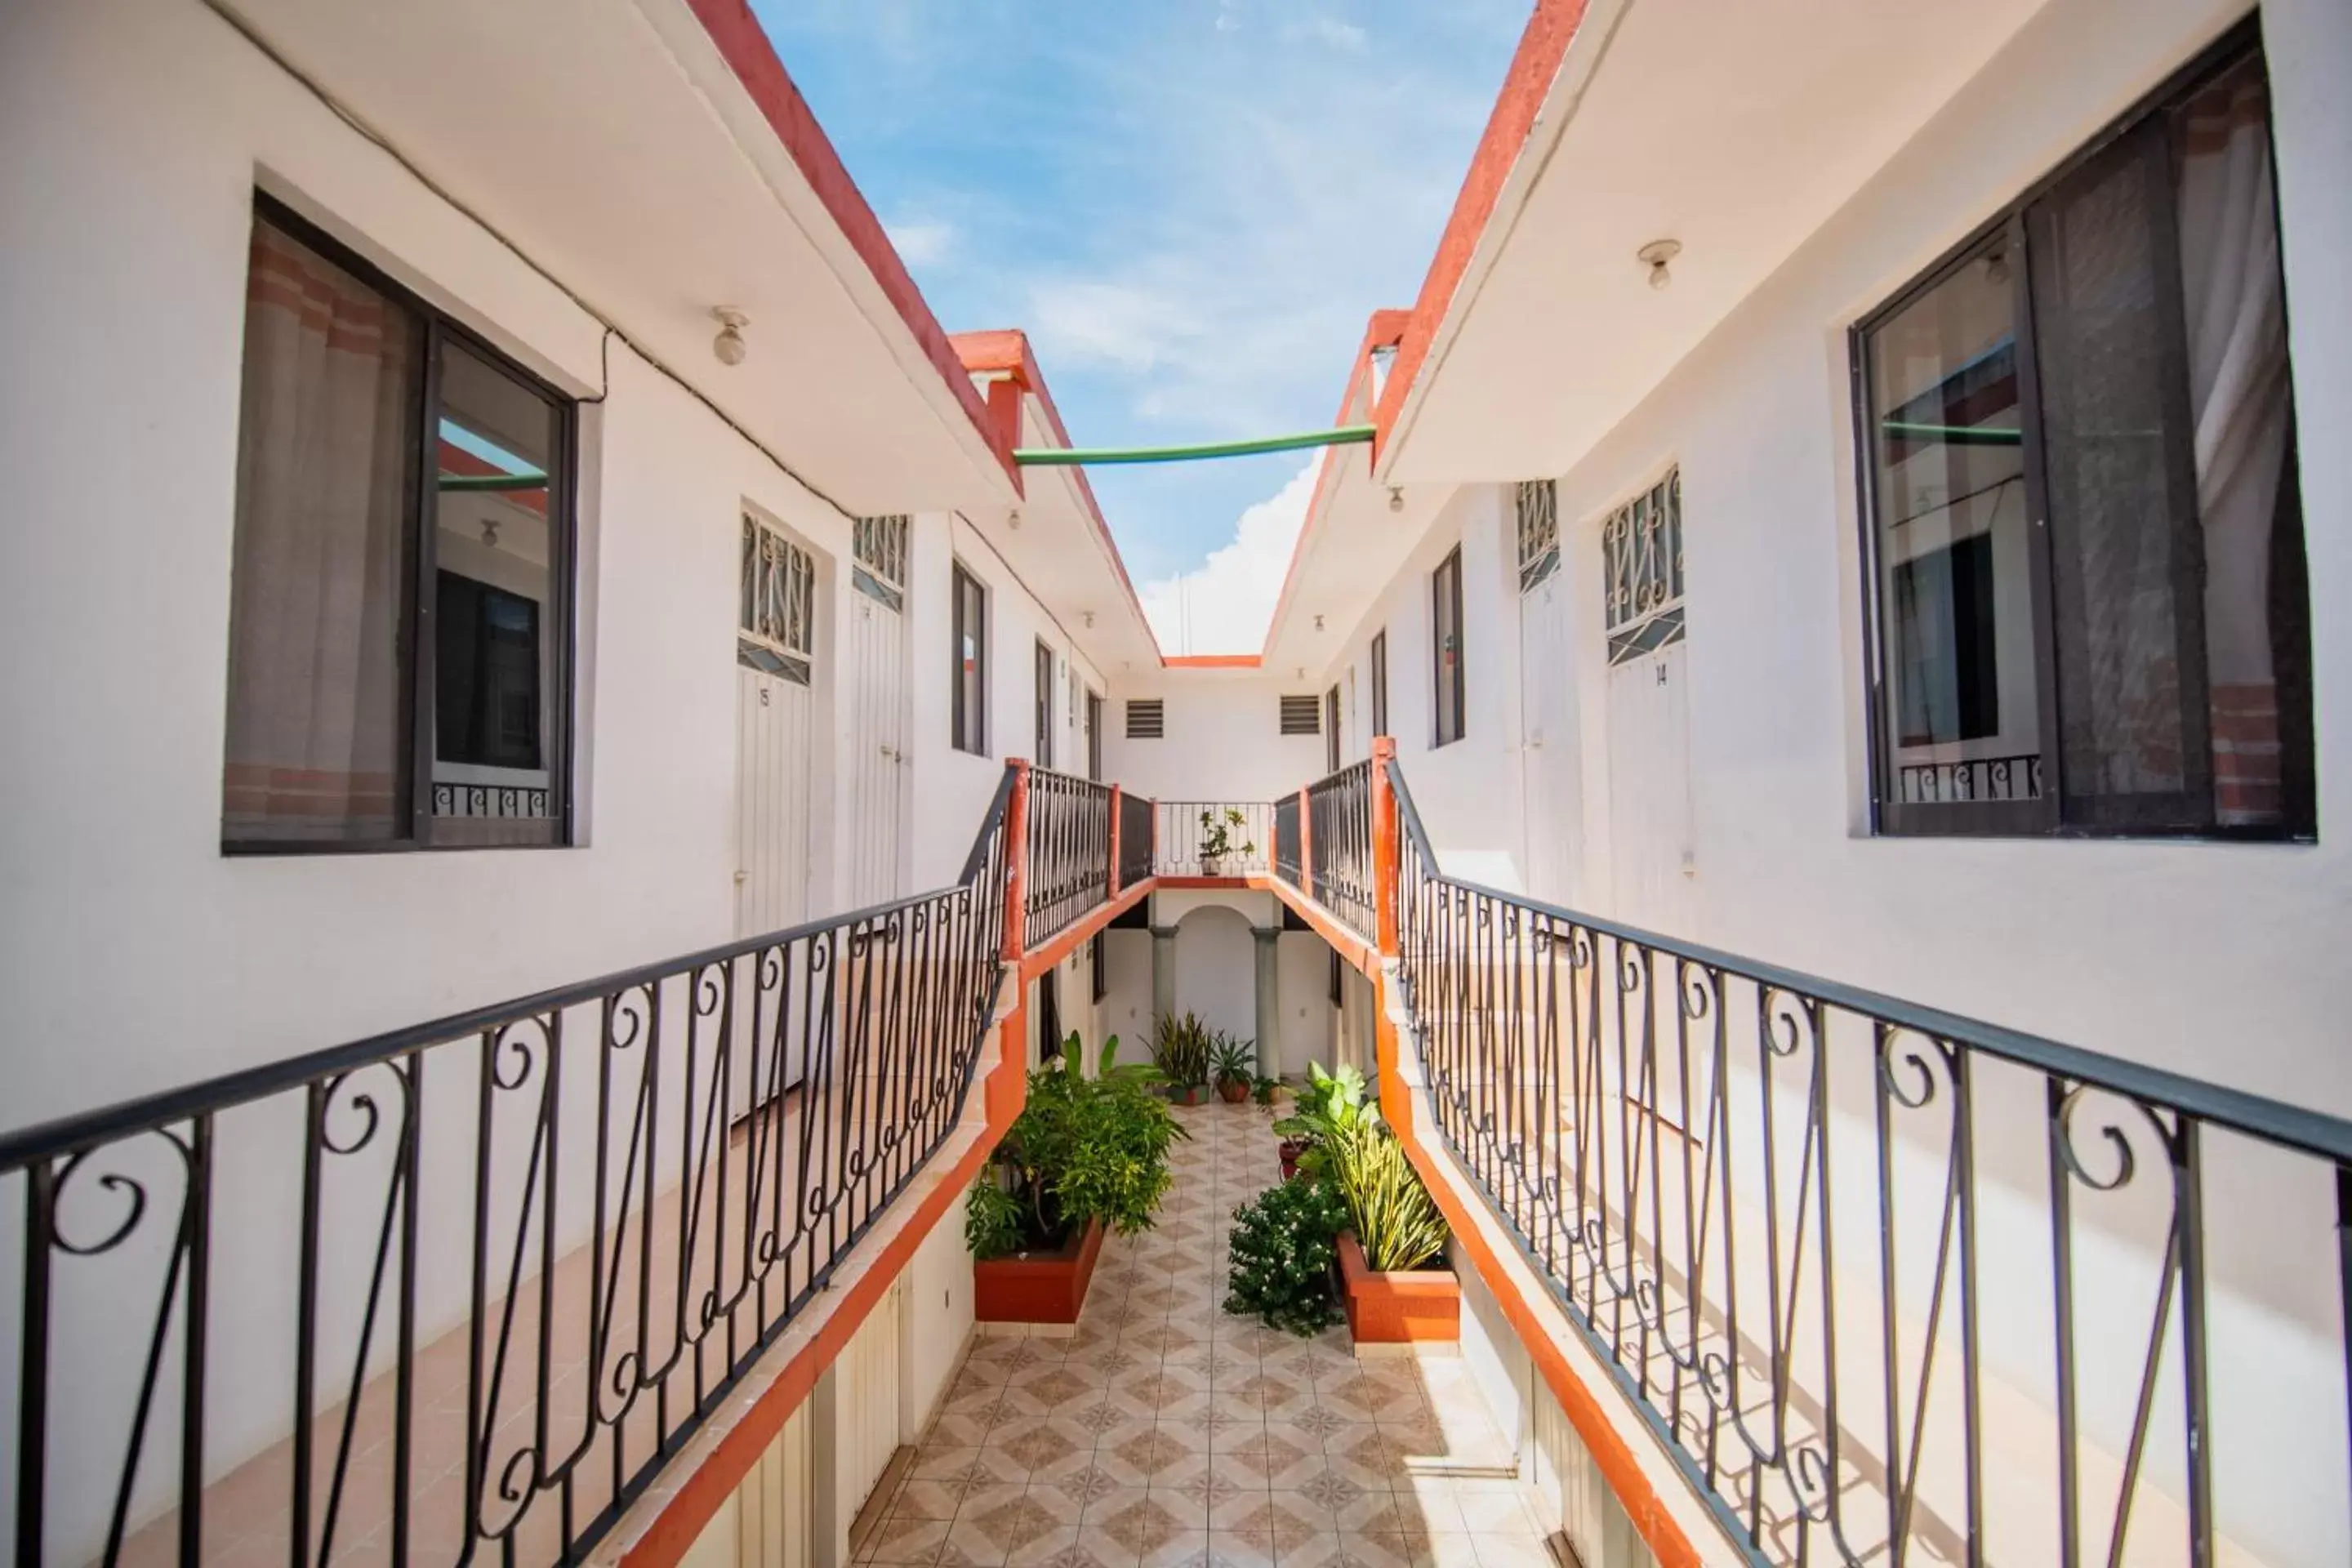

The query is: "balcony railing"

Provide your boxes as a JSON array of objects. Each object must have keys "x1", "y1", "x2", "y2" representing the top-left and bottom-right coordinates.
[
  {"x1": 1383, "y1": 755, "x2": 2352, "y2": 1568},
  {"x1": 1116, "y1": 789, "x2": 1155, "y2": 893},
  {"x1": 1273, "y1": 796, "x2": 1302, "y2": 887},
  {"x1": 1022, "y1": 768, "x2": 1111, "y2": 948},
  {"x1": 1153, "y1": 801, "x2": 1274, "y2": 880},
  {"x1": 2, "y1": 770, "x2": 1018, "y2": 1568},
  {"x1": 1305, "y1": 760, "x2": 1374, "y2": 941}
]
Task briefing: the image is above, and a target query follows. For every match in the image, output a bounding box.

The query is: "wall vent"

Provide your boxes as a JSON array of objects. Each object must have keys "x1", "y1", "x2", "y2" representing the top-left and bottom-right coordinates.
[
  {"x1": 1125, "y1": 699, "x2": 1165, "y2": 739},
  {"x1": 1279, "y1": 695, "x2": 1321, "y2": 735}
]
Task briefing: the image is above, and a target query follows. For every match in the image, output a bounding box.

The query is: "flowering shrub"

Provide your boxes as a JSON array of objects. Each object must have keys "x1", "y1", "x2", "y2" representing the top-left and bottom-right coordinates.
[{"x1": 1223, "y1": 1177, "x2": 1349, "y2": 1336}]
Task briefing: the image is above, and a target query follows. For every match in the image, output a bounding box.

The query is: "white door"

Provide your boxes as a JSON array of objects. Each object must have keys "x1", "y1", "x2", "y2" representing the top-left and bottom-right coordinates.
[
  {"x1": 844, "y1": 581, "x2": 907, "y2": 909},
  {"x1": 1518, "y1": 564, "x2": 1580, "y2": 906},
  {"x1": 736, "y1": 514, "x2": 817, "y2": 940},
  {"x1": 1597, "y1": 470, "x2": 1694, "y2": 936},
  {"x1": 837, "y1": 1279, "x2": 902, "y2": 1526}
]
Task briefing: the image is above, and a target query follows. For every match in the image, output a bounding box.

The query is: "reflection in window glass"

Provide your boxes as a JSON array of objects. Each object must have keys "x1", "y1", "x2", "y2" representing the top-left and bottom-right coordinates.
[
  {"x1": 1868, "y1": 247, "x2": 2042, "y2": 805},
  {"x1": 432, "y1": 339, "x2": 561, "y2": 838}
]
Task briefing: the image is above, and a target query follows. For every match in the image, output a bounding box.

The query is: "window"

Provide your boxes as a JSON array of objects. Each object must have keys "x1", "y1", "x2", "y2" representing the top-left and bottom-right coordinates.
[
  {"x1": 1601, "y1": 470, "x2": 1684, "y2": 665},
  {"x1": 1034, "y1": 641, "x2": 1056, "y2": 767},
  {"x1": 951, "y1": 564, "x2": 987, "y2": 755},
  {"x1": 1516, "y1": 479, "x2": 1560, "y2": 591},
  {"x1": 1279, "y1": 695, "x2": 1321, "y2": 736},
  {"x1": 1325, "y1": 686, "x2": 1342, "y2": 773},
  {"x1": 1432, "y1": 548, "x2": 1466, "y2": 746},
  {"x1": 1090, "y1": 932, "x2": 1108, "y2": 1003},
  {"x1": 1370, "y1": 630, "x2": 1389, "y2": 739},
  {"x1": 1086, "y1": 691, "x2": 1104, "y2": 781},
  {"x1": 851, "y1": 514, "x2": 907, "y2": 610},
  {"x1": 221, "y1": 199, "x2": 573, "y2": 850},
  {"x1": 739, "y1": 512, "x2": 815, "y2": 682},
  {"x1": 1125, "y1": 699, "x2": 1164, "y2": 739},
  {"x1": 1856, "y1": 29, "x2": 2310, "y2": 838}
]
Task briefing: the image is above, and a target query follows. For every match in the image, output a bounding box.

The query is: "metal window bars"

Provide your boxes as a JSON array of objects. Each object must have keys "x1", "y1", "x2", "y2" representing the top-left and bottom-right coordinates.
[
  {"x1": 850, "y1": 514, "x2": 909, "y2": 610},
  {"x1": 2, "y1": 769, "x2": 1017, "y2": 1568},
  {"x1": 1021, "y1": 768, "x2": 1111, "y2": 949},
  {"x1": 1117, "y1": 791, "x2": 1155, "y2": 892},
  {"x1": 1272, "y1": 797, "x2": 1302, "y2": 888},
  {"x1": 1601, "y1": 469, "x2": 1684, "y2": 666},
  {"x1": 1382, "y1": 754, "x2": 2352, "y2": 1568},
  {"x1": 740, "y1": 514, "x2": 817, "y2": 681}
]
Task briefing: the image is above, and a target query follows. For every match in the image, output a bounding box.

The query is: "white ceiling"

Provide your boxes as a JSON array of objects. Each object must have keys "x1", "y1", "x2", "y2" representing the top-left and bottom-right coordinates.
[
  {"x1": 1382, "y1": 0, "x2": 2047, "y2": 485},
  {"x1": 229, "y1": 0, "x2": 1014, "y2": 519}
]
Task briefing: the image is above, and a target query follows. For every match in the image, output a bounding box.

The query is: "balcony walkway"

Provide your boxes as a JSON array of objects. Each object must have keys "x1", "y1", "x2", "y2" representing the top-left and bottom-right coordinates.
[{"x1": 854, "y1": 1101, "x2": 1543, "y2": 1568}]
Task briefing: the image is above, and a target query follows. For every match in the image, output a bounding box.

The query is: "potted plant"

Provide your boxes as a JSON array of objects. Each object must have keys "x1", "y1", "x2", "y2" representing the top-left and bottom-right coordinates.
[
  {"x1": 1196, "y1": 806, "x2": 1254, "y2": 876},
  {"x1": 969, "y1": 1035, "x2": 1188, "y2": 1325},
  {"x1": 1212, "y1": 1034, "x2": 1256, "y2": 1103},
  {"x1": 1223, "y1": 1175, "x2": 1350, "y2": 1335},
  {"x1": 1149, "y1": 1010, "x2": 1214, "y2": 1106},
  {"x1": 1251, "y1": 1074, "x2": 1281, "y2": 1108},
  {"x1": 1272, "y1": 1061, "x2": 1369, "y2": 1182},
  {"x1": 1325, "y1": 1102, "x2": 1457, "y2": 1344}
]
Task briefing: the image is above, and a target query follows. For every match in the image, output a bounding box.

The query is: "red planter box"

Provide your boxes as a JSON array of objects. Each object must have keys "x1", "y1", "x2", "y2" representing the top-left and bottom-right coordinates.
[
  {"x1": 1337, "y1": 1232, "x2": 1459, "y2": 1344},
  {"x1": 974, "y1": 1218, "x2": 1105, "y2": 1325}
]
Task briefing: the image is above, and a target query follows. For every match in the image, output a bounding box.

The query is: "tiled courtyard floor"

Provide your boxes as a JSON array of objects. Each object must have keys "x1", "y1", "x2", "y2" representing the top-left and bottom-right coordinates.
[{"x1": 858, "y1": 1099, "x2": 1549, "y2": 1568}]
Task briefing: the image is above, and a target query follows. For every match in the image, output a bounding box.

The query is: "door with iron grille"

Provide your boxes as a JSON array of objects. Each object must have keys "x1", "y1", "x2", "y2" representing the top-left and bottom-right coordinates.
[
  {"x1": 1599, "y1": 470, "x2": 1695, "y2": 933},
  {"x1": 735, "y1": 511, "x2": 817, "y2": 947},
  {"x1": 846, "y1": 515, "x2": 910, "y2": 907},
  {"x1": 1515, "y1": 479, "x2": 1583, "y2": 903}
]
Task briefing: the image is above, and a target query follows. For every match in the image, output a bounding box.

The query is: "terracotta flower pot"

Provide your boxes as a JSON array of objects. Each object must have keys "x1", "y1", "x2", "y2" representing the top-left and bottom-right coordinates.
[
  {"x1": 974, "y1": 1218, "x2": 1106, "y2": 1325},
  {"x1": 1168, "y1": 1084, "x2": 1210, "y2": 1107},
  {"x1": 1218, "y1": 1079, "x2": 1251, "y2": 1103},
  {"x1": 1337, "y1": 1232, "x2": 1459, "y2": 1344},
  {"x1": 1277, "y1": 1138, "x2": 1307, "y2": 1182}
]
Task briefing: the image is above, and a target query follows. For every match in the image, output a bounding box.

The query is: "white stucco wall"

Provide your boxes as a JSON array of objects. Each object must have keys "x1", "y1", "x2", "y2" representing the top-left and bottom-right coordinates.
[{"x1": 1101, "y1": 673, "x2": 1332, "y2": 806}]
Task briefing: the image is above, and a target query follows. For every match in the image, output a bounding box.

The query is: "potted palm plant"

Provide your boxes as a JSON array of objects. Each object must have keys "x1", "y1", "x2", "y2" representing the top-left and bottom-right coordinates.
[
  {"x1": 1325, "y1": 1102, "x2": 1457, "y2": 1344},
  {"x1": 1149, "y1": 1011, "x2": 1214, "y2": 1106},
  {"x1": 968, "y1": 1036, "x2": 1188, "y2": 1325},
  {"x1": 1212, "y1": 1034, "x2": 1256, "y2": 1103},
  {"x1": 1196, "y1": 806, "x2": 1254, "y2": 876}
]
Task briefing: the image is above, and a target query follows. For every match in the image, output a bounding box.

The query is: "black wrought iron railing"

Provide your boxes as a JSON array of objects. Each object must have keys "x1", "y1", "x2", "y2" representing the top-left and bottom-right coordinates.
[
  {"x1": 1022, "y1": 767, "x2": 1111, "y2": 948},
  {"x1": 1272, "y1": 797, "x2": 1302, "y2": 888},
  {"x1": 2, "y1": 770, "x2": 1018, "y2": 1568},
  {"x1": 1117, "y1": 790, "x2": 1154, "y2": 892},
  {"x1": 1383, "y1": 757, "x2": 2352, "y2": 1568},
  {"x1": 1154, "y1": 800, "x2": 1273, "y2": 879},
  {"x1": 1305, "y1": 760, "x2": 1374, "y2": 940}
]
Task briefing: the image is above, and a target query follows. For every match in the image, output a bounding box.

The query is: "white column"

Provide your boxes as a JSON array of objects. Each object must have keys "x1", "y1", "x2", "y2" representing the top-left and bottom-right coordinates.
[
  {"x1": 1254, "y1": 926, "x2": 1281, "y2": 1079},
  {"x1": 1152, "y1": 924, "x2": 1178, "y2": 1025}
]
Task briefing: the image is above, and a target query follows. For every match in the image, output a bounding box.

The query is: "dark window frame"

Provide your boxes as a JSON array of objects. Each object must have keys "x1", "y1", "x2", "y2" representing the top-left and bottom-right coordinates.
[
  {"x1": 1432, "y1": 548, "x2": 1467, "y2": 747},
  {"x1": 1851, "y1": 20, "x2": 2309, "y2": 844},
  {"x1": 1086, "y1": 690, "x2": 1104, "y2": 781},
  {"x1": 1370, "y1": 630, "x2": 1389, "y2": 739},
  {"x1": 1325, "y1": 685, "x2": 1342, "y2": 773},
  {"x1": 223, "y1": 194, "x2": 578, "y2": 856},
  {"x1": 951, "y1": 562, "x2": 988, "y2": 755}
]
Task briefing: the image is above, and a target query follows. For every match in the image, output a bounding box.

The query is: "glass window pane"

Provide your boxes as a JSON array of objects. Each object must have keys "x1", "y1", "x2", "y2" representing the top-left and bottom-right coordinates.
[
  {"x1": 2029, "y1": 124, "x2": 2209, "y2": 830},
  {"x1": 222, "y1": 218, "x2": 421, "y2": 844},
  {"x1": 1867, "y1": 244, "x2": 2043, "y2": 806},
  {"x1": 431, "y1": 338, "x2": 560, "y2": 840}
]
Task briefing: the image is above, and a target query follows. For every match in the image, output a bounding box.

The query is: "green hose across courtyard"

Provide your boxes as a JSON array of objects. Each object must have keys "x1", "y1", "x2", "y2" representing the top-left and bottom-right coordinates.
[{"x1": 1013, "y1": 423, "x2": 1375, "y2": 466}]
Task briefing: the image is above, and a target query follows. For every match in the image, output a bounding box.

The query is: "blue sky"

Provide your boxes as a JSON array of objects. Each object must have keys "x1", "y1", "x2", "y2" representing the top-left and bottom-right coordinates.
[{"x1": 751, "y1": 0, "x2": 1526, "y2": 652}]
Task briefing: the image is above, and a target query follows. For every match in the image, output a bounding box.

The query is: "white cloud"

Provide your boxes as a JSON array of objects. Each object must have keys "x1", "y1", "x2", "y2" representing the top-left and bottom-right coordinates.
[
  {"x1": 1286, "y1": 16, "x2": 1369, "y2": 51},
  {"x1": 882, "y1": 215, "x2": 957, "y2": 269},
  {"x1": 1137, "y1": 460, "x2": 1319, "y2": 655}
]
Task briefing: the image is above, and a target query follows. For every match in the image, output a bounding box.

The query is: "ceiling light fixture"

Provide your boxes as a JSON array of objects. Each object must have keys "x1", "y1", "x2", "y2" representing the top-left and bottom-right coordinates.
[
  {"x1": 1313, "y1": 614, "x2": 1325, "y2": 631},
  {"x1": 1388, "y1": 487, "x2": 1405, "y2": 514},
  {"x1": 1083, "y1": 612, "x2": 1096, "y2": 630},
  {"x1": 1008, "y1": 509, "x2": 1022, "y2": 530},
  {"x1": 711, "y1": 307, "x2": 749, "y2": 366},
  {"x1": 1638, "y1": 239, "x2": 1681, "y2": 292}
]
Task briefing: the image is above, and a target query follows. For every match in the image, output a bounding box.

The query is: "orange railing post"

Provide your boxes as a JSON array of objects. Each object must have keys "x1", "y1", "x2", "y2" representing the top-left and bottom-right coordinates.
[
  {"x1": 1107, "y1": 783, "x2": 1123, "y2": 898},
  {"x1": 1298, "y1": 786, "x2": 1314, "y2": 892},
  {"x1": 1370, "y1": 737, "x2": 1398, "y2": 958},
  {"x1": 1002, "y1": 760, "x2": 1031, "y2": 964}
]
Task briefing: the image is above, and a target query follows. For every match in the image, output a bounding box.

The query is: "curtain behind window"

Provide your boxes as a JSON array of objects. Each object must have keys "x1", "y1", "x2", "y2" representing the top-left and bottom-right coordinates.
[
  {"x1": 221, "y1": 220, "x2": 419, "y2": 842},
  {"x1": 2177, "y1": 58, "x2": 2294, "y2": 827}
]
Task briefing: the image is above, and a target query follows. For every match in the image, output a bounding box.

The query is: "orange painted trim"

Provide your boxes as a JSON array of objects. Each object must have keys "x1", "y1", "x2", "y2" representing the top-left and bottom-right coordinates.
[
  {"x1": 1373, "y1": 1002, "x2": 1702, "y2": 1568},
  {"x1": 679, "y1": 0, "x2": 1011, "y2": 483},
  {"x1": 1246, "y1": 876, "x2": 1376, "y2": 976},
  {"x1": 1163, "y1": 654, "x2": 1263, "y2": 670},
  {"x1": 1337, "y1": 1232, "x2": 1460, "y2": 1343},
  {"x1": 1370, "y1": 737, "x2": 1400, "y2": 957},
  {"x1": 622, "y1": 996, "x2": 1029, "y2": 1568},
  {"x1": 1154, "y1": 875, "x2": 1252, "y2": 892},
  {"x1": 951, "y1": 330, "x2": 1155, "y2": 653},
  {"x1": 1371, "y1": 0, "x2": 1592, "y2": 461},
  {"x1": 1001, "y1": 762, "x2": 1031, "y2": 964},
  {"x1": 1020, "y1": 880, "x2": 1152, "y2": 982}
]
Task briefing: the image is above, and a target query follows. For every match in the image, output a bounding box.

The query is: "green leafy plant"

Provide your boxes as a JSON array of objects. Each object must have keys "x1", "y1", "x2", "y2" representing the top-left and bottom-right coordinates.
[
  {"x1": 1197, "y1": 807, "x2": 1255, "y2": 862},
  {"x1": 1251, "y1": 1075, "x2": 1281, "y2": 1107},
  {"x1": 1210, "y1": 1035, "x2": 1256, "y2": 1091},
  {"x1": 1223, "y1": 1176, "x2": 1349, "y2": 1335},
  {"x1": 1325, "y1": 1106, "x2": 1449, "y2": 1272},
  {"x1": 1272, "y1": 1061, "x2": 1372, "y2": 1178},
  {"x1": 966, "y1": 1034, "x2": 1189, "y2": 1260},
  {"x1": 1149, "y1": 1010, "x2": 1214, "y2": 1091}
]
